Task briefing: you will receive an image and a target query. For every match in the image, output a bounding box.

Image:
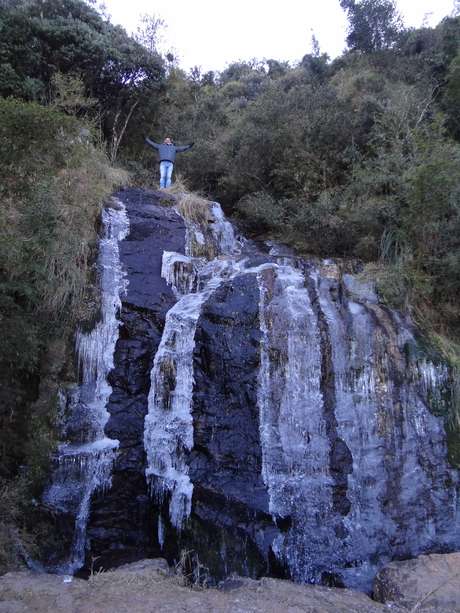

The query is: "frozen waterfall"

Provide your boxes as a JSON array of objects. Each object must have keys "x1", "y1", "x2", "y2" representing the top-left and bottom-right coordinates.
[
  {"x1": 144, "y1": 203, "x2": 244, "y2": 529},
  {"x1": 47, "y1": 189, "x2": 459, "y2": 590},
  {"x1": 143, "y1": 200, "x2": 459, "y2": 589},
  {"x1": 43, "y1": 201, "x2": 129, "y2": 574}
]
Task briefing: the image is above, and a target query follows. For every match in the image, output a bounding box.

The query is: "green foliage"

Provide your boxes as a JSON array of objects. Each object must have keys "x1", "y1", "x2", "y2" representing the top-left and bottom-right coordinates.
[
  {"x1": 0, "y1": 0, "x2": 165, "y2": 101},
  {"x1": 0, "y1": 471, "x2": 65, "y2": 574},
  {"x1": 135, "y1": 13, "x2": 166, "y2": 55},
  {"x1": 0, "y1": 0, "x2": 165, "y2": 160},
  {"x1": 0, "y1": 98, "x2": 114, "y2": 328},
  {"x1": 50, "y1": 72, "x2": 98, "y2": 115},
  {"x1": 236, "y1": 192, "x2": 287, "y2": 235},
  {"x1": 0, "y1": 97, "x2": 125, "y2": 482},
  {"x1": 0, "y1": 477, "x2": 33, "y2": 574},
  {"x1": 444, "y1": 53, "x2": 460, "y2": 139},
  {"x1": 340, "y1": 0, "x2": 403, "y2": 52}
]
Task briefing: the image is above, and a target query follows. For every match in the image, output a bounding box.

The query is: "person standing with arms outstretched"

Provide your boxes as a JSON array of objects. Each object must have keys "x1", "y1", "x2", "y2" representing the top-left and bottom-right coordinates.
[{"x1": 145, "y1": 136, "x2": 194, "y2": 188}]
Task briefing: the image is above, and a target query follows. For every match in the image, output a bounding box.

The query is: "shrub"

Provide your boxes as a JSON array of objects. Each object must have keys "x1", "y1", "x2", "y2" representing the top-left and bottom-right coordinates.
[
  {"x1": 0, "y1": 98, "x2": 127, "y2": 358},
  {"x1": 236, "y1": 192, "x2": 287, "y2": 235}
]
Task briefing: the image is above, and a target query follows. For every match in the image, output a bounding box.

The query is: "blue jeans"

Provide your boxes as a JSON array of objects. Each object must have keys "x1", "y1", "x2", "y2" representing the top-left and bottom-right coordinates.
[{"x1": 159, "y1": 161, "x2": 174, "y2": 188}]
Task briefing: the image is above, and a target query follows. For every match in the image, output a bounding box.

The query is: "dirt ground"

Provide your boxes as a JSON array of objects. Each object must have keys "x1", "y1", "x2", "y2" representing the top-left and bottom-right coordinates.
[{"x1": 0, "y1": 559, "x2": 390, "y2": 613}]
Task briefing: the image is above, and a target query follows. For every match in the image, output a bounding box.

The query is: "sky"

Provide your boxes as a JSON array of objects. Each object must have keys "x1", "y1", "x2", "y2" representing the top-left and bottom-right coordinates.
[{"x1": 104, "y1": 0, "x2": 457, "y2": 72}]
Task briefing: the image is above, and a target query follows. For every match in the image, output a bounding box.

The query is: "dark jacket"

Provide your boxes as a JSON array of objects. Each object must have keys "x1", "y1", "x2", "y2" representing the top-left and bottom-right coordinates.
[{"x1": 145, "y1": 138, "x2": 193, "y2": 163}]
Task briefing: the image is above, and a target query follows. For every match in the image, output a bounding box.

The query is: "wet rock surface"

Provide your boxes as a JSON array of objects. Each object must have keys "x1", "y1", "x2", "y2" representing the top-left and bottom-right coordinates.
[
  {"x1": 191, "y1": 274, "x2": 266, "y2": 510},
  {"x1": 46, "y1": 189, "x2": 460, "y2": 593},
  {"x1": 86, "y1": 189, "x2": 185, "y2": 568},
  {"x1": 182, "y1": 273, "x2": 283, "y2": 580}
]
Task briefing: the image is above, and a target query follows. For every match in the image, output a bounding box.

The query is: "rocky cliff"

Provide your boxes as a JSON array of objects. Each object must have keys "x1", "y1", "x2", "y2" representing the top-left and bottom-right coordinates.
[{"x1": 43, "y1": 188, "x2": 460, "y2": 592}]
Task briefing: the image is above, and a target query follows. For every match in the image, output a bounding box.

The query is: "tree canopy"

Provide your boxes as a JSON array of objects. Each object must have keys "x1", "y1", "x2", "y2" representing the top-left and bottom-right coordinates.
[
  {"x1": 0, "y1": 0, "x2": 165, "y2": 157},
  {"x1": 340, "y1": 0, "x2": 403, "y2": 52}
]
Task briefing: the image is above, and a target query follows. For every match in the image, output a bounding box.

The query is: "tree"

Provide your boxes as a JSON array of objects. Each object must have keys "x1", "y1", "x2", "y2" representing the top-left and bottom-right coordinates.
[
  {"x1": 0, "y1": 0, "x2": 166, "y2": 160},
  {"x1": 444, "y1": 53, "x2": 460, "y2": 139},
  {"x1": 49, "y1": 72, "x2": 98, "y2": 115},
  {"x1": 340, "y1": 0, "x2": 404, "y2": 52},
  {"x1": 135, "y1": 13, "x2": 166, "y2": 55},
  {"x1": 311, "y1": 31, "x2": 321, "y2": 57}
]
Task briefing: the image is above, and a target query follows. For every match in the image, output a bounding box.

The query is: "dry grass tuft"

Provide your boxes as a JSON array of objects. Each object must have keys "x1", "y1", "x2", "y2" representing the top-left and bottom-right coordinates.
[
  {"x1": 105, "y1": 165, "x2": 131, "y2": 188},
  {"x1": 40, "y1": 153, "x2": 128, "y2": 318},
  {"x1": 174, "y1": 549, "x2": 209, "y2": 589},
  {"x1": 163, "y1": 179, "x2": 211, "y2": 223},
  {"x1": 176, "y1": 193, "x2": 212, "y2": 225},
  {"x1": 161, "y1": 182, "x2": 220, "y2": 258}
]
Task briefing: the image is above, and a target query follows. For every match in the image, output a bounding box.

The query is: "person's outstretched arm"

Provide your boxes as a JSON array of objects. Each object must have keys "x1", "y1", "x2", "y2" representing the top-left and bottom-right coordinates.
[
  {"x1": 145, "y1": 137, "x2": 160, "y2": 149},
  {"x1": 175, "y1": 142, "x2": 194, "y2": 153}
]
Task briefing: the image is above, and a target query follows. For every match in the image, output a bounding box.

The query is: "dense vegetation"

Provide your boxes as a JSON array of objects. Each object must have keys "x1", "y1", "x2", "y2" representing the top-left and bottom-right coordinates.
[
  {"x1": 0, "y1": 0, "x2": 460, "y2": 571},
  {"x1": 131, "y1": 9, "x2": 460, "y2": 345}
]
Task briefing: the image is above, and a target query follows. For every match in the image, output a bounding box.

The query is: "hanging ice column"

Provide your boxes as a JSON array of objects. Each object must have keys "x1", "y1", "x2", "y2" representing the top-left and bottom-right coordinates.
[
  {"x1": 257, "y1": 264, "x2": 328, "y2": 518},
  {"x1": 256, "y1": 259, "x2": 460, "y2": 590},
  {"x1": 43, "y1": 201, "x2": 129, "y2": 574},
  {"x1": 144, "y1": 202, "x2": 243, "y2": 529},
  {"x1": 256, "y1": 263, "x2": 344, "y2": 583}
]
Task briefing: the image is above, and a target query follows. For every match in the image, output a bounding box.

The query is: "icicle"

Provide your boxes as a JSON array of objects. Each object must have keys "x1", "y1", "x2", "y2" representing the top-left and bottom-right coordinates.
[
  {"x1": 43, "y1": 199, "x2": 129, "y2": 574},
  {"x1": 161, "y1": 251, "x2": 202, "y2": 298},
  {"x1": 144, "y1": 262, "x2": 242, "y2": 529},
  {"x1": 209, "y1": 202, "x2": 241, "y2": 256},
  {"x1": 256, "y1": 264, "x2": 328, "y2": 521},
  {"x1": 158, "y1": 515, "x2": 165, "y2": 550},
  {"x1": 144, "y1": 200, "x2": 245, "y2": 529}
]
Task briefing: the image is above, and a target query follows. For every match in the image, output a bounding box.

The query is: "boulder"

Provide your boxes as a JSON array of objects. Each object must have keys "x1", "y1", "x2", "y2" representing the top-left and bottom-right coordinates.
[{"x1": 374, "y1": 552, "x2": 460, "y2": 611}]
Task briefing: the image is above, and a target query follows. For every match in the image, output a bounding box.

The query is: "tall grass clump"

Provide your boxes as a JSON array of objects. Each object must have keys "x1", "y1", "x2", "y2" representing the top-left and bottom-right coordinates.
[
  {"x1": 0, "y1": 99, "x2": 127, "y2": 333},
  {"x1": 164, "y1": 178, "x2": 212, "y2": 225}
]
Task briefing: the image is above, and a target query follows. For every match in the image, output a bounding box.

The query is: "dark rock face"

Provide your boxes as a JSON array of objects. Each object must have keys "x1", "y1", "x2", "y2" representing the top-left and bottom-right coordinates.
[
  {"x1": 116, "y1": 188, "x2": 185, "y2": 315},
  {"x1": 182, "y1": 274, "x2": 285, "y2": 580},
  {"x1": 86, "y1": 189, "x2": 185, "y2": 568},
  {"x1": 191, "y1": 274, "x2": 266, "y2": 511},
  {"x1": 50, "y1": 189, "x2": 459, "y2": 592}
]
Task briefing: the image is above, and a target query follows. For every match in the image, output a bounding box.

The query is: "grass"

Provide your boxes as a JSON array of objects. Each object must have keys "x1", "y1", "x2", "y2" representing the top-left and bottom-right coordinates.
[
  {"x1": 174, "y1": 549, "x2": 210, "y2": 589},
  {"x1": 162, "y1": 178, "x2": 213, "y2": 226},
  {"x1": 129, "y1": 168, "x2": 216, "y2": 227},
  {"x1": 46, "y1": 164, "x2": 128, "y2": 317},
  {"x1": 0, "y1": 98, "x2": 129, "y2": 573},
  {"x1": 153, "y1": 178, "x2": 220, "y2": 259}
]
